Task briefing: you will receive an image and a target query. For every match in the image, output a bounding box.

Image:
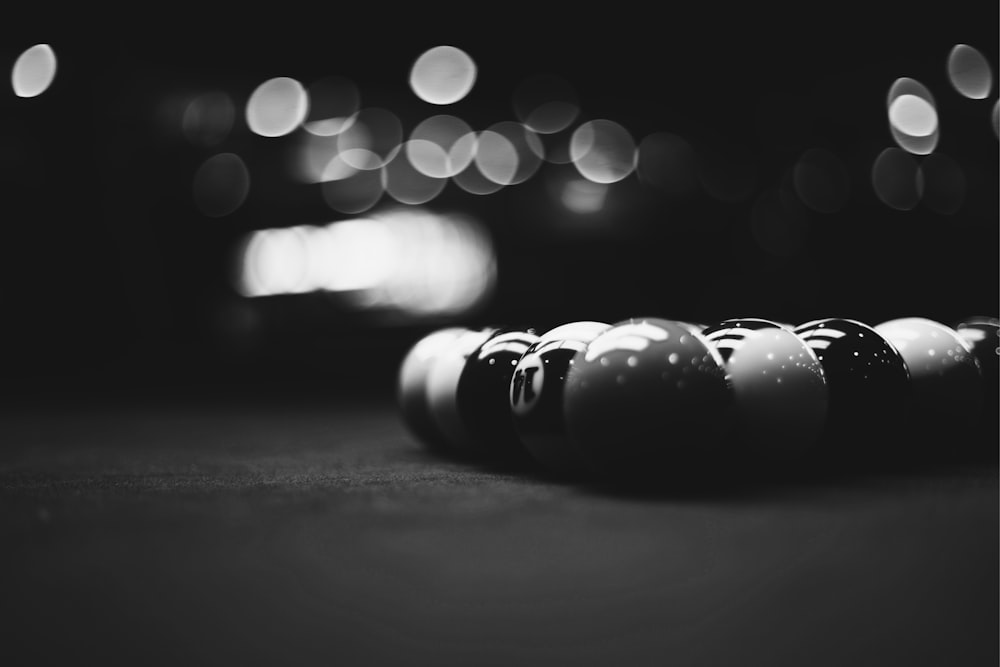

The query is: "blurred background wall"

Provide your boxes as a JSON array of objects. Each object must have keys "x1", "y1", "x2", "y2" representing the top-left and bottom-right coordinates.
[{"x1": 0, "y1": 5, "x2": 996, "y2": 399}]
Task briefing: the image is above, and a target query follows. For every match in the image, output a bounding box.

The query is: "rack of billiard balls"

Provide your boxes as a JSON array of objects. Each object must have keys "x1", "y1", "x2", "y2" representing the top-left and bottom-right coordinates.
[{"x1": 397, "y1": 316, "x2": 998, "y2": 484}]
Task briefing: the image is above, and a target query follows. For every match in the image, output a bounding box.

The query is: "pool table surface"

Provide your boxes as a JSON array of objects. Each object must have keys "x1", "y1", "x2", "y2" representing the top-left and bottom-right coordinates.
[{"x1": 2, "y1": 385, "x2": 997, "y2": 667}]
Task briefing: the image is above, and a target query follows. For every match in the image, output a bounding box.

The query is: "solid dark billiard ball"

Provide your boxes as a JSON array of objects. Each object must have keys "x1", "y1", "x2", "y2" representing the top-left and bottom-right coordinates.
[
  {"x1": 875, "y1": 317, "x2": 984, "y2": 444},
  {"x1": 454, "y1": 328, "x2": 541, "y2": 467},
  {"x1": 562, "y1": 317, "x2": 732, "y2": 482},
  {"x1": 425, "y1": 326, "x2": 500, "y2": 460},
  {"x1": 793, "y1": 318, "x2": 911, "y2": 462},
  {"x1": 509, "y1": 321, "x2": 612, "y2": 478},
  {"x1": 702, "y1": 318, "x2": 828, "y2": 462},
  {"x1": 397, "y1": 326, "x2": 470, "y2": 455}
]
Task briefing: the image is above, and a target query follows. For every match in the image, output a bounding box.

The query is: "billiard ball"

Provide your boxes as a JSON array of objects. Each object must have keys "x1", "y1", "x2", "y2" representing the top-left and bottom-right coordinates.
[
  {"x1": 954, "y1": 317, "x2": 998, "y2": 398},
  {"x1": 425, "y1": 326, "x2": 500, "y2": 460},
  {"x1": 509, "y1": 320, "x2": 612, "y2": 478},
  {"x1": 397, "y1": 326, "x2": 470, "y2": 455},
  {"x1": 562, "y1": 317, "x2": 733, "y2": 483},
  {"x1": 702, "y1": 317, "x2": 793, "y2": 363},
  {"x1": 875, "y1": 317, "x2": 984, "y2": 447},
  {"x1": 954, "y1": 316, "x2": 998, "y2": 443},
  {"x1": 793, "y1": 318, "x2": 911, "y2": 463},
  {"x1": 702, "y1": 318, "x2": 828, "y2": 463},
  {"x1": 454, "y1": 327, "x2": 541, "y2": 468}
]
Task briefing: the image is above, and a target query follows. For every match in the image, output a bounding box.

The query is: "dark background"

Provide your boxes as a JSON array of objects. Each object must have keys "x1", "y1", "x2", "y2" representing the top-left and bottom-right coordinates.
[
  {"x1": 0, "y1": 5, "x2": 996, "y2": 401},
  {"x1": 0, "y1": 10, "x2": 997, "y2": 667}
]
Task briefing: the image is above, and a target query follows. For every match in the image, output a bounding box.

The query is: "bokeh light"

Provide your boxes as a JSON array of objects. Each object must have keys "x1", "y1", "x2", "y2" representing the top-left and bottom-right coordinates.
[
  {"x1": 947, "y1": 44, "x2": 993, "y2": 99},
  {"x1": 481, "y1": 121, "x2": 544, "y2": 185},
  {"x1": 560, "y1": 179, "x2": 608, "y2": 214},
  {"x1": 246, "y1": 77, "x2": 309, "y2": 138},
  {"x1": 452, "y1": 155, "x2": 506, "y2": 195},
  {"x1": 871, "y1": 147, "x2": 923, "y2": 210},
  {"x1": 292, "y1": 133, "x2": 347, "y2": 184},
  {"x1": 889, "y1": 94, "x2": 937, "y2": 137},
  {"x1": 409, "y1": 46, "x2": 477, "y2": 105},
  {"x1": 886, "y1": 78, "x2": 939, "y2": 155},
  {"x1": 511, "y1": 73, "x2": 580, "y2": 134},
  {"x1": 193, "y1": 153, "x2": 250, "y2": 218},
  {"x1": 321, "y1": 167, "x2": 385, "y2": 214},
  {"x1": 383, "y1": 144, "x2": 448, "y2": 205},
  {"x1": 11, "y1": 44, "x2": 57, "y2": 98},
  {"x1": 407, "y1": 115, "x2": 475, "y2": 178},
  {"x1": 336, "y1": 107, "x2": 403, "y2": 170},
  {"x1": 570, "y1": 119, "x2": 637, "y2": 184},
  {"x1": 303, "y1": 75, "x2": 360, "y2": 136},
  {"x1": 182, "y1": 92, "x2": 236, "y2": 147},
  {"x1": 474, "y1": 130, "x2": 520, "y2": 186}
]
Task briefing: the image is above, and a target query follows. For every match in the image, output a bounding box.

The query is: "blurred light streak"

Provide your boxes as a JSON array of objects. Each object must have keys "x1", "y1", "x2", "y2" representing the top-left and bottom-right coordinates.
[{"x1": 235, "y1": 208, "x2": 496, "y2": 318}]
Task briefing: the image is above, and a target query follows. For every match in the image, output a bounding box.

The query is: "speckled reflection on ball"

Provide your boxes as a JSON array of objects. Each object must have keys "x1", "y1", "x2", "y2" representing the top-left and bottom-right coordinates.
[
  {"x1": 702, "y1": 318, "x2": 793, "y2": 364},
  {"x1": 793, "y1": 318, "x2": 910, "y2": 450},
  {"x1": 562, "y1": 317, "x2": 732, "y2": 479},
  {"x1": 724, "y1": 324, "x2": 828, "y2": 460}
]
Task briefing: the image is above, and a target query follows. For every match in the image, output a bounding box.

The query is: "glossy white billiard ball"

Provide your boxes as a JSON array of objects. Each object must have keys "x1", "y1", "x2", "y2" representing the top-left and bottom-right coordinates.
[
  {"x1": 397, "y1": 326, "x2": 470, "y2": 455},
  {"x1": 703, "y1": 318, "x2": 828, "y2": 462},
  {"x1": 875, "y1": 317, "x2": 984, "y2": 442},
  {"x1": 424, "y1": 326, "x2": 499, "y2": 460}
]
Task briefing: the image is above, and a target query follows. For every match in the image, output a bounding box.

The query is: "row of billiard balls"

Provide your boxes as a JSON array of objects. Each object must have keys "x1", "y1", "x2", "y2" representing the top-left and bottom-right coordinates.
[{"x1": 396, "y1": 316, "x2": 998, "y2": 482}]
